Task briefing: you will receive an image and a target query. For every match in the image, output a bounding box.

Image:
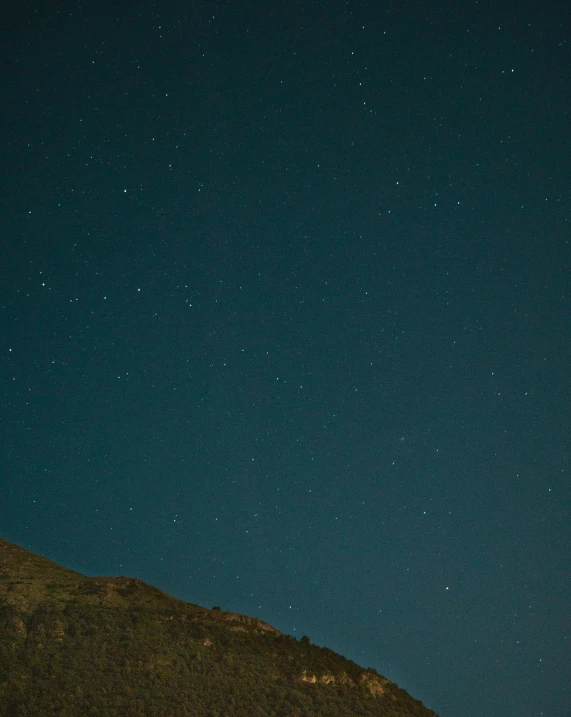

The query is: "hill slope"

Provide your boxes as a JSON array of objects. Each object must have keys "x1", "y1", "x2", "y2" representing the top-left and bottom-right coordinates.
[{"x1": 0, "y1": 538, "x2": 438, "y2": 717}]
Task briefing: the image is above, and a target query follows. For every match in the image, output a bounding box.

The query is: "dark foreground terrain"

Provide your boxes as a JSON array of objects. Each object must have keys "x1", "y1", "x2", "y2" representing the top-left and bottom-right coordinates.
[{"x1": 0, "y1": 538, "x2": 438, "y2": 716}]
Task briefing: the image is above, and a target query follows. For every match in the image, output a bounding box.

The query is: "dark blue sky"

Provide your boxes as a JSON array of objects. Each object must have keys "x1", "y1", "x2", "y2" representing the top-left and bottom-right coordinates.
[{"x1": 2, "y1": 2, "x2": 569, "y2": 716}]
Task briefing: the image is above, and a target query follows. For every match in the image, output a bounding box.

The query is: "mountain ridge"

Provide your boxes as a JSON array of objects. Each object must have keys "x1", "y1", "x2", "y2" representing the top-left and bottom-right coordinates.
[{"x1": 0, "y1": 537, "x2": 439, "y2": 717}]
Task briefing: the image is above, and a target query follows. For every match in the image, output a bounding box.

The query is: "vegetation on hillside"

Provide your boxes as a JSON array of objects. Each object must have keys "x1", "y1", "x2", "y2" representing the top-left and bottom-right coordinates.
[{"x1": 0, "y1": 539, "x2": 438, "y2": 717}]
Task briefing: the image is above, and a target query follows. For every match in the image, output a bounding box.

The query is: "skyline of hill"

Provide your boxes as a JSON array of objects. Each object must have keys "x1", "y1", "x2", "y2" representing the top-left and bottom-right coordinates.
[{"x1": 0, "y1": 537, "x2": 438, "y2": 716}]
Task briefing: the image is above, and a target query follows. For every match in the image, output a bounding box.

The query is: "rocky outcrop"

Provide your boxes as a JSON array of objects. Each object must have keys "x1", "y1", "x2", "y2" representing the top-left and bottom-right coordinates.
[
  {"x1": 299, "y1": 668, "x2": 387, "y2": 697},
  {"x1": 360, "y1": 671, "x2": 388, "y2": 696},
  {"x1": 299, "y1": 670, "x2": 353, "y2": 687}
]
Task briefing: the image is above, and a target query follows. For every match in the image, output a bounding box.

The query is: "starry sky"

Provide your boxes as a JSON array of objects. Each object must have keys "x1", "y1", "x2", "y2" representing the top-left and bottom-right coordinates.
[{"x1": 2, "y1": 1, "x2": 570, "y2": 716}]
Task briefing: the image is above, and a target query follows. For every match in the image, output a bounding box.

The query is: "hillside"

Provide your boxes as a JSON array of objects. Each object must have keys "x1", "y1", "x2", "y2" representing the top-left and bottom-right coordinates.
[{"x1": 0, "y1": 538, "x2": 438, "y2": 717}]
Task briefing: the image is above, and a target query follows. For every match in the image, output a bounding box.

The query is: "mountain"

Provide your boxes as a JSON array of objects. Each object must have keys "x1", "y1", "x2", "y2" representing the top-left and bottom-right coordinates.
[{"x1": 0, "y1": 538, "x2": 438, "y2": 717}]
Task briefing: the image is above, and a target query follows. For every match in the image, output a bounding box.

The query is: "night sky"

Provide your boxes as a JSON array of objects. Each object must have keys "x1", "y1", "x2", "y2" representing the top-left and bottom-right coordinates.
[{"x1": 2, "y1": 2, "x2": 570, "y2": 716}]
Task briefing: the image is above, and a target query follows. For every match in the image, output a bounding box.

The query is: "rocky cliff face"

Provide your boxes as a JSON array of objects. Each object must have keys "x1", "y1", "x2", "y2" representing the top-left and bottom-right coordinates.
[{"x1": 299, "y1": 668, "x2": 387, "y2": 696}]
